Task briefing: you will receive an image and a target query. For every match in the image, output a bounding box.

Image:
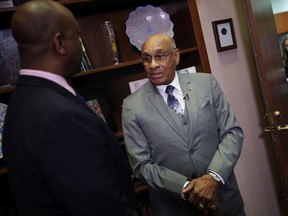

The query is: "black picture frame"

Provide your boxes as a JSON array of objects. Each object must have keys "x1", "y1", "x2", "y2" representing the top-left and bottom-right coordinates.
[{"x1": 212, "y1": 18, "x2": 237, "y2": 52}]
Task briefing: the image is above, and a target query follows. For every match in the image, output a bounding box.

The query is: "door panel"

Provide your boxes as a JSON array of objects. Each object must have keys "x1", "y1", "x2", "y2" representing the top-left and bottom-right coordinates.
[{"x1": 243, "y1": 0, "x2": 288, "y2": 213}]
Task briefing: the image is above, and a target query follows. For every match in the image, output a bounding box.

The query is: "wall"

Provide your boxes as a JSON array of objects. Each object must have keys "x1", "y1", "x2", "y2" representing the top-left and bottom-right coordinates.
[
  {"x1": 271, "y1": 0, "x2": 288, "y2": 14},
  {"x1": 272, "y1": 0, "x2": 288, "y2": 35},
  {"x1": 196, "y1": 0, "x2": 282, "y2": 215}
]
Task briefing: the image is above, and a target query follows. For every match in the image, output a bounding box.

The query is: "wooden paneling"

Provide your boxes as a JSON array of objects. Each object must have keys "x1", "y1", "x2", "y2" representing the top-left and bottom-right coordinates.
[{"x1": 274, "y1": 11, "x2": 288, "y2": 34}]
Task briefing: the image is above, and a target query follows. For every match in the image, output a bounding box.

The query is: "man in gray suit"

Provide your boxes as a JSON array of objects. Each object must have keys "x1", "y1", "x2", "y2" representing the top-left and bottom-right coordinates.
[{"x1": 122, "y1": 34, "x2": 245, "y2": 216}]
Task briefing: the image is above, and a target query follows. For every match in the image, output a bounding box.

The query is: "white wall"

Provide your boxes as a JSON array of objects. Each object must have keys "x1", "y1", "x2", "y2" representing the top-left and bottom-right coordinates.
[
  {"x1": 196, "y1": 0, "x2": 283, "y2": 215},
  {"x1": 272, "y1": 0, "x2": 288, "y2": 14}
]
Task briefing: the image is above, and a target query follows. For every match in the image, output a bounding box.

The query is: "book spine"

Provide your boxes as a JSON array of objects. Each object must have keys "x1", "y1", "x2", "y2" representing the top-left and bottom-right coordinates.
[{"x1": 79, "y1": 37, "x2": 92, "y2": 70}]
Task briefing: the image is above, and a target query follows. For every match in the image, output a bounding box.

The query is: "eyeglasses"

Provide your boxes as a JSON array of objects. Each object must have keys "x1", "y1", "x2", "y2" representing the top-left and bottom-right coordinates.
[{"x1": 141, "y1": 48, "x2": 177, "y2": 66}]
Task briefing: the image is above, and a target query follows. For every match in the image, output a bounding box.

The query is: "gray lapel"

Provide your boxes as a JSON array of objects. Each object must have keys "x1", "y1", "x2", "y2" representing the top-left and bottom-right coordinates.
[
  {"x1": 146, "y1": 82, "x2": 188, "y2": 143},
  {"x1": 179, "y1": 74, "x2": 198, "y2": 145}
]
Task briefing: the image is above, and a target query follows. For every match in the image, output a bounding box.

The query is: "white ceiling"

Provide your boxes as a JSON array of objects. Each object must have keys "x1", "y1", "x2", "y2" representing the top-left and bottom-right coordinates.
[{"x1": 272, "y1": 0, "x2": 288, "y2": 14}]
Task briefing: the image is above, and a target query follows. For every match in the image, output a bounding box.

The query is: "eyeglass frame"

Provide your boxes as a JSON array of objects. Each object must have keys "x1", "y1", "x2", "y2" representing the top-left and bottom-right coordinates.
[{"x1": 141, "y1": 48, "x2": 178, "y2": 66}]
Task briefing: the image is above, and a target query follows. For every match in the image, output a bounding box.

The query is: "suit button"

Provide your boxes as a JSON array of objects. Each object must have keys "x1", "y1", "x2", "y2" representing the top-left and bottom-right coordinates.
[
  {"x1": 189, "y1": 149, "x2": 194, "y2": 154},
  {"x1": 184, "y1": 122, "x2": 188, "y2": 125}
]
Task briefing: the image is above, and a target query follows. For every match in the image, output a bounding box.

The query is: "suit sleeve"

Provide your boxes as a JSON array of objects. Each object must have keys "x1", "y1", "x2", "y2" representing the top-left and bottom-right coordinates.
[
  {"x1": 122, "y1": 98, "x2": 187, "y2": 197},
  {"x1": 207, "y1": 75, "x2": 244, "y2": 181},
  {"x1": 39, "y1": 109, "x2": 138, "y2": 216}
]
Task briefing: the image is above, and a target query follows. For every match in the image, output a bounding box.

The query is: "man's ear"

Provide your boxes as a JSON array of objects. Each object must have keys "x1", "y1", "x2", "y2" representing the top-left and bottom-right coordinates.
[
  {"x1": 54, "y1": 32, "x2": 66, "y2": 55},
  {"x1": 175, "y1": 49, "x2": 180, "y2": 66}
]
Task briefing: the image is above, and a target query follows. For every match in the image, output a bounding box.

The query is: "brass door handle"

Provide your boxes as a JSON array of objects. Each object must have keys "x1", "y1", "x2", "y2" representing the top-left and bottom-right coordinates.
[
  {"x1": 264, "y1": 125, "x2": 288, "y2": 132},
  {"x1": 277, "y1": 125, "x2": 288, "y2": 131},
  {"x1": 264, "y1": 126, "x2": 274, "y2": 132}
]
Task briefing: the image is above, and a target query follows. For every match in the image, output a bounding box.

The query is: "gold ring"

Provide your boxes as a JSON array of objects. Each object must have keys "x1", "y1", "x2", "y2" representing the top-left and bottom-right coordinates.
[
  {"x1": 211, "y1": 205, "x2": 216, "y2": 210},
  {"x1": 198, "y1": 203, "x2": 204, "y2": 210}
]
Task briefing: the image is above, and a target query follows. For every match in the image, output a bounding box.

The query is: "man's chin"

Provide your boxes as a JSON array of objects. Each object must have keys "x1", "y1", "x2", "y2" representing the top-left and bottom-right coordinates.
[{"x1": 151, "y1": 79, "x2": 163, "y2": 86}]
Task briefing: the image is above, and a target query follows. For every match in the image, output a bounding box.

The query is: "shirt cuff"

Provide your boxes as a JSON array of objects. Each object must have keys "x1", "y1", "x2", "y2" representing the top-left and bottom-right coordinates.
[
  {"x1": 207, "y1": 170, "x2": 225, "y2": 185},
  {"x1": 181, "y1": 180, "x2": 190, "y2": 200}
]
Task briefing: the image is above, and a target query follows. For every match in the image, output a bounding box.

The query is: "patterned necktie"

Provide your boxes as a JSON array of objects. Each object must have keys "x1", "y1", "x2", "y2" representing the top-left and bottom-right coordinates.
[{"x1": 165, "y1": 85, "x2": 183, "y2": 115}]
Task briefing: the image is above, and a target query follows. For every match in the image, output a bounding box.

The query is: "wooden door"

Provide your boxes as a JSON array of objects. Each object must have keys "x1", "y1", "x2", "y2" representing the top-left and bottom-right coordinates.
[{"x1": 243, "y1": 0, "x2": 288, "y2": 214}]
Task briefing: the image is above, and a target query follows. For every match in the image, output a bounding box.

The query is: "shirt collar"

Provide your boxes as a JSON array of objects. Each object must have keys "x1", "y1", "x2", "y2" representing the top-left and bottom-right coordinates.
[
  {"x1": 156, "y1": 72, "x2": 181, "y2": 96},
  {"x1": 20, "y1": 69, "x2": 76, "y2": 96}
]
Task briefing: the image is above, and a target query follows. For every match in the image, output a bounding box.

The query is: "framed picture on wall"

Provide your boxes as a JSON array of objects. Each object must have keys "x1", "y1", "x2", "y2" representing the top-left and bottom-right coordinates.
[{"x1": 212, "y1": 18, "x2": 237, "y2": 52}]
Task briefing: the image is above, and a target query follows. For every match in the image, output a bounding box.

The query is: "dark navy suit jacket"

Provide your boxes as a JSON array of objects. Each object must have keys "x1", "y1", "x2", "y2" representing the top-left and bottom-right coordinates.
[{"x1": 3, "y1": 75, "x2": 138, "y2": 216}]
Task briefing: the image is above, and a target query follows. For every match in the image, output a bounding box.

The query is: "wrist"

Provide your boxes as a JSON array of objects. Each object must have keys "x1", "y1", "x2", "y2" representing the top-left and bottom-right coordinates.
[
  {"x1": 207, "y1": 172, "x2": 223, "y2": 186},
  {"x1": 181, "y1": 180, "x2": 190, "y2": 200}
]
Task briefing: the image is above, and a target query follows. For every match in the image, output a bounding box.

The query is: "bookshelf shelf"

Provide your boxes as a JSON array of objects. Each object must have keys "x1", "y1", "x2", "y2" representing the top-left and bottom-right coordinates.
[
  {"x1": 0, "y1": 166, "x2": 7, "y2": 175},
  {"x1": 75, "y1": 59, "x2": 142, "y2": 77},
  {"x1": 0, "y1": 6, "x2": 17, "y2": 13},
  {"x1": 134, "y1": 183, "x2": 149, "y2": 194},
  {"x1": 0, "y1": 86, "x2": 14, "y2": 94},
  {"x1": 74, "y1": 47, "x2": 198, "y2": 77}
]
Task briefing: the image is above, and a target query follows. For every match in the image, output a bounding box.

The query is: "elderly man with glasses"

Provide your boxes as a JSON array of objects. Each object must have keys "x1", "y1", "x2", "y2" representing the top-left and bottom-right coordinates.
[{"x1": 122, "y1": 33, "x2": 245, "y2": 216}]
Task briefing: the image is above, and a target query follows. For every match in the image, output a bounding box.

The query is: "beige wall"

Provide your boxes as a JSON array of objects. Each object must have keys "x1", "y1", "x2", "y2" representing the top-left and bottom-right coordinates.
[{"x1": 196, "y1": 0, "x2": 282, "y2": 215}]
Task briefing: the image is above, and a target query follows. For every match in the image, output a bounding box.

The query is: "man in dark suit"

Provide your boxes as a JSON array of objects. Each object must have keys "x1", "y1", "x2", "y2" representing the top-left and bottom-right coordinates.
[
  {"x1": 2, "y1": 1, "x2": 138, "y2": 215},
  {"x1": 122, "y1": 34, "x2": 245, "y2": 216}
]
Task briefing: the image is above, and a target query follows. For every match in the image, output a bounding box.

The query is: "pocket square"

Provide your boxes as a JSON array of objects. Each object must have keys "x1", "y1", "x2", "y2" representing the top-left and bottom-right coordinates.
[{"x1": 201, "y1": 98, "x2": 210, "y2": 108}]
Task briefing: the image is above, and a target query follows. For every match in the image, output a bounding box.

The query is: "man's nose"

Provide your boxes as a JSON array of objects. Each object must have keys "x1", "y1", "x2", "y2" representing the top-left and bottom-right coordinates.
[{"x1": 149, "y1": 57, "x2": 160, "y2": 68}]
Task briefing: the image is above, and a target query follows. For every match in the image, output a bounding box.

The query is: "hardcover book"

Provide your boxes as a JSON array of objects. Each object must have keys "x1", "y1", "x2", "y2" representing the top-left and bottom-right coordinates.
[
  {"x1": 79, "y1": 37, "x2": 92, "y2": 71},
  {"x1": 86, "y1": 98, "x2": 106, "y2": 123},
  {"x1": 0, "y1": 29, "x2": 20, "y2": 87},
  {"x1": 77, "y1": 88, "x2": 116, "y2": 130},
  {"x1": 0, "y1": 102, "x2": 7, "y2": 159}
]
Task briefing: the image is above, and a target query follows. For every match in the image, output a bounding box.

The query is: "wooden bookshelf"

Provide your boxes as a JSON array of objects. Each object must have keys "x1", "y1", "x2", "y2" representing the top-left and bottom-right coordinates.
[
  {"x1": 0, "y1": 1, "x2": 210, "y2": 213},
  {"x1": 1, "y1": 0, "x2": 210, "y2": 132},
  {"x1": 134, "y1": 183, "x2": 149, "y2": 194},
  {"x1": 0, "y1": 166, "x2": 7, "y2": 175}
]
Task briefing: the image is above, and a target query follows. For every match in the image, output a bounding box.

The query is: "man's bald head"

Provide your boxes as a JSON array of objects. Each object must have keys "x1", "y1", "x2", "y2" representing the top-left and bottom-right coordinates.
[
  {"x1": 141, "y1": 33, "x2": 176, "y2": 52},
  {"x1": 11, "y1": 0, "x2": 82, "y2": 78},
  {"x1": 11, "y1": 0, "x2": 75, "y2": 49}
]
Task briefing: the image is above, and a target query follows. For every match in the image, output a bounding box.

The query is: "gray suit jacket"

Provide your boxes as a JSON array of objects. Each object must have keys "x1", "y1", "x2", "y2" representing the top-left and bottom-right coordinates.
[{"x1": 122, "y1": 73, "x2": 245, "y2": 216}]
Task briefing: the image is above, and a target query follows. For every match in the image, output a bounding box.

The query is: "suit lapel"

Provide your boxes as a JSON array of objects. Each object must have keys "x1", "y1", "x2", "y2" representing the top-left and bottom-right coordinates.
[
  {"x1": 146, "y1": 82, "x2": 189, "y2": 143},
  {"x1": 179, "y1": 74, "x2": 198, "y2": 144}
]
